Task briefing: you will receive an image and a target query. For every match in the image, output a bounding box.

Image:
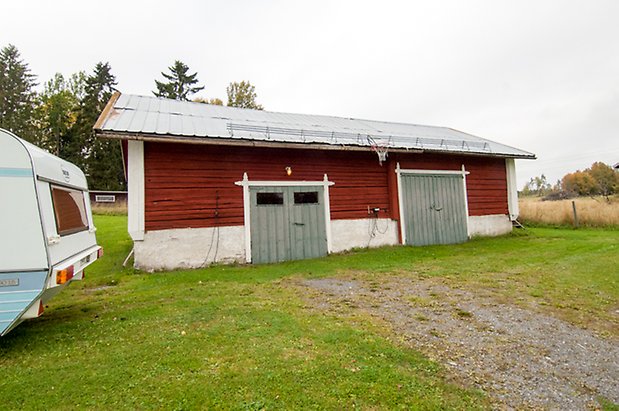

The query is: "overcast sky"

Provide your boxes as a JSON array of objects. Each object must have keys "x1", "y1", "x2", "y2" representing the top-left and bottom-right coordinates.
[{"x1": 4, "y1": 0, "x2": 619, "y2": 187}]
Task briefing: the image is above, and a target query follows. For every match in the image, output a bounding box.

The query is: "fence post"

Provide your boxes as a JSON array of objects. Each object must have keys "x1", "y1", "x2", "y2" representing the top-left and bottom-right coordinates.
[{"x1": 572, "y1": 200, "x2": 579, "y2": 228}]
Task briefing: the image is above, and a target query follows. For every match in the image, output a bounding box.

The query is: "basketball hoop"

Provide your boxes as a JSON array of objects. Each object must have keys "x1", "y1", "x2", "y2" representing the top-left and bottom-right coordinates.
[{"x1": 367, "y1": 136, "x2": 389, "y2": 166}]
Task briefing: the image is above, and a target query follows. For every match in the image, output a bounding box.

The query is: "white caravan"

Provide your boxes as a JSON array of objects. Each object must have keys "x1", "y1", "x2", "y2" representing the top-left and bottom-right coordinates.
[{"x1": 0, "y1": 129, "x2": 102, "y2": 336}]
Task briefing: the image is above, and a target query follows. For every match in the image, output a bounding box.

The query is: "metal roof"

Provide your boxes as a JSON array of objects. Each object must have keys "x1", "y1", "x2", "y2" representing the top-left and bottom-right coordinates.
[{"x1": 95, "y1": 93, "x2": 535, "y2": 159}]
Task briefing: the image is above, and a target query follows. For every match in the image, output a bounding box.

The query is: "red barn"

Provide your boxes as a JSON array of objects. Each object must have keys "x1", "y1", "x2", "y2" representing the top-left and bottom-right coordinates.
[{"x1": 94, "y1": 93, "x2": 534, "y2": 270}]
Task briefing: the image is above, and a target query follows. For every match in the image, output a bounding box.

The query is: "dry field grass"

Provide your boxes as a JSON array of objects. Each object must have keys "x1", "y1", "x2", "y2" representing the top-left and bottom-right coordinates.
[
  {"x1": 519, "y1": 196, "x2": 619, "y2": 227},
  {"x1": 91, "y1": 202, "x2": 127, "y2": 215}
]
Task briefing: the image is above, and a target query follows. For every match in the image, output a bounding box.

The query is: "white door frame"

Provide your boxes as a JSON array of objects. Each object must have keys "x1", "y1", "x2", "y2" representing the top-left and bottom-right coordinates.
[
  {"x1": 235, "y1": 173, "x2": 335, "y2": 263},
  {"x1": 505, "y1": 158, "x2": 519, "y2": 220},
  {"x1": 395, "y1": 163, "x2": 470, "y2": 245},
  {"x1": 127, "y1": 141, "x2": 145, "y2": 241}
]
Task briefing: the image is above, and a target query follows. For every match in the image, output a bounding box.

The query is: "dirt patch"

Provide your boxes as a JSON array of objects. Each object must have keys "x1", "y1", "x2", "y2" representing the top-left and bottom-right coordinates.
[
  {"x1": 302, "y1": 277, "x2": 619, "y2": 410},
  {"x1": 82, "y1": 284, "x2": 117, "y2": 294}
]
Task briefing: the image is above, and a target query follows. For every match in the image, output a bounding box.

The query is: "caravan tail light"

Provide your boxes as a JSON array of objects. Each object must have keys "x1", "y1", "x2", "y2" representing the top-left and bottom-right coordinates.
[
  {"x1": 97, "y1": 248, "x2": 104, "y2": 259},
  {"x1": 56, "y1": 265, "x2": 74, "y2": 285}
]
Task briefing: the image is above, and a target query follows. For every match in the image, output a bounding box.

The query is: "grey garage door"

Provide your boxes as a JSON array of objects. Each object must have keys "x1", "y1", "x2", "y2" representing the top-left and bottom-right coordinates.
[
  {"x1": 250, "y1": 185, "x2": 327, "y2": 264},
  {"x1": 401, "y1": 174, "x2": 468, "y2": 246}
]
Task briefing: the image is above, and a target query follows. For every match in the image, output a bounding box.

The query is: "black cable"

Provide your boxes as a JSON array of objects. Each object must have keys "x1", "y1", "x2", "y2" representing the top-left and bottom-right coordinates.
[
  {"x1": 201, "y1": 190, "x2": 220, "y2": 268},
  {"x1": 375, "y1": 210, "x2": 389, "y2": 235},
  {"x1": 368, "y1": 210, "x2": 390, "y2": 246},
  {"x1": 213, "y1": 191, "x2": 220, "y2": 262}
]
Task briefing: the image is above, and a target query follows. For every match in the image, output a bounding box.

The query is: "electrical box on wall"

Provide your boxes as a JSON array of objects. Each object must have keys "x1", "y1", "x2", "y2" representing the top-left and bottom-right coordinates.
[{"x1": 367, "y1": 206, "x2": 382, "y2": 214}]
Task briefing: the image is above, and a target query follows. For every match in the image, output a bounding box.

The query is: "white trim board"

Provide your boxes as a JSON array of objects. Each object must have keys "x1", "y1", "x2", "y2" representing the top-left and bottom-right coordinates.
[
  {"x1": 235, "y1": 179, "x2": 335, "y2": 187},
  {"x1": 398, "y1": 168, "x2": 470, "y2": 176},
  {"x1": 461, "y1": 164, "x2": 471, "y2": 237},
  {"x1": 234, "y1": 173, "x2": 334, "y2": 263},
  {"x1": 395, "y1": 163, "x2": 406, "y2": 244},
  {"x1": 127, "y1": 140, "x2": 145, "y2": 241},
  {"x1": 239, "y1": 174, "x2": 251, "y2": 263},
  {"x1": 505, "y1": 158, "x2": 519, "y2": 221}
]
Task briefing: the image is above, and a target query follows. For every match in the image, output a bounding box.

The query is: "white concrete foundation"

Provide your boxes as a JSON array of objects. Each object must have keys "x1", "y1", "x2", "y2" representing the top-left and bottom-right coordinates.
[
  {"x1": 134, "y1": 226, "x2": 246, "y2": 271},
  {"x1": 468, "y1": 214, "x2": 513, "y2": 237},
  {"x1": 134, "y1": 215, "x2": 511, "y2": 270},
  {"x1": 331, "y1": 218, "x2": 399, "y2": 253}
]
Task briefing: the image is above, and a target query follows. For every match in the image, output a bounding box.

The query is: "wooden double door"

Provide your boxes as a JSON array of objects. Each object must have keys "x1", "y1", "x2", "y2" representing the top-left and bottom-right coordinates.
[
  {"x1": 400, "y1": 174, "x2": 468, "y2": 246},
  {"x1": 250, "y1": 185, "x2": 327, "y2": 264}
]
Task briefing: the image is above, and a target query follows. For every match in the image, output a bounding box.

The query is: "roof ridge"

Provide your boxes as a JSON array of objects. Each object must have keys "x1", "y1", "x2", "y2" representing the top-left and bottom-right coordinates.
[{"x1": 119, "y1": 93, "x2": 456, "y2": 131}]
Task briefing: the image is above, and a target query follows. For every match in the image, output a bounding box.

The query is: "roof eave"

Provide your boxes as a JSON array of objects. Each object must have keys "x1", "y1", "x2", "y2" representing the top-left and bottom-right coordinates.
[{"x1": 93, "y1": 91, "x2": 121, "y2": 131}]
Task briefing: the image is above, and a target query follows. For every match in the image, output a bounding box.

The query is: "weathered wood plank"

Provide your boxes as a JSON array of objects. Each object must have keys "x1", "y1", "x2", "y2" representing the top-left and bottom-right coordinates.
[{"x1": 143, "y1": 142, "x2": 510, "y2": 231}]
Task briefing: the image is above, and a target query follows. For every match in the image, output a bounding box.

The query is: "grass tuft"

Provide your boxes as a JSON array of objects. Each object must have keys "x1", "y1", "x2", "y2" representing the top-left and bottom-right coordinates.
[{"x1": 455, "y1": 308, "x2": 473, "y2": 318}]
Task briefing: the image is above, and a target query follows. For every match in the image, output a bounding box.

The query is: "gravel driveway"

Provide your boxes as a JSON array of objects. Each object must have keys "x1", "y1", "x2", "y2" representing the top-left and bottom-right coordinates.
[{"x1": 302, "y1": 277, "x2": 619, "y2": 410}]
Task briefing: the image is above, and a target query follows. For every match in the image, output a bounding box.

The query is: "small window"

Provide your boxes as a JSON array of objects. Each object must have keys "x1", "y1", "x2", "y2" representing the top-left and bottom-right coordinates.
[
  {"x1": 257, "y1": 192, "x2": 284, "y2": 205},
  {"x1": 51, "y1": 186, "x2": 89, "y2": 236},
  {"x1": 294, "y1": 191, "x2": 319, "y2": 204},
  {"x1": 95, "y1": 195, "x2": 116, "y2": 203}
]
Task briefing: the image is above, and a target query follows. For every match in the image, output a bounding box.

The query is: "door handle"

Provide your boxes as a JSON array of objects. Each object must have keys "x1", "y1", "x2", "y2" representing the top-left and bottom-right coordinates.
[{"x1": 293, "y1": 222, "x2": 305, "y2": 226}]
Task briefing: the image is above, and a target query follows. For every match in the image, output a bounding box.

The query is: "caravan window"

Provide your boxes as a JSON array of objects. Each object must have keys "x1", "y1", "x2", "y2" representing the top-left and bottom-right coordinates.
[{"x1": 51, "y1": 186, "x2": 89, "y2": 236}]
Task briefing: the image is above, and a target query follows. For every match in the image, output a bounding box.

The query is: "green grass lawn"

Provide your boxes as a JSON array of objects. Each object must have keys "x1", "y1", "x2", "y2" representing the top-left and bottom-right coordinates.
[{"x1": 1, "y1": 215, "x2": 617, "y2": 409}]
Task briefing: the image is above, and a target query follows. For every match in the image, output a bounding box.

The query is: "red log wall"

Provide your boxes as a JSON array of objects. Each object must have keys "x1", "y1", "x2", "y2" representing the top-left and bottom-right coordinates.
[
  {"x1": 144, "y1": 142, "x2": 508, "y2": 231},
  {"x1": 394, "y1": 153, "x2": 509, "y2": 217}
]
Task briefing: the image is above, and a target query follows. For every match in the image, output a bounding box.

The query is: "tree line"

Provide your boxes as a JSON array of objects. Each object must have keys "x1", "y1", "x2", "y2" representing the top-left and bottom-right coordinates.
[
  {"x1": 521, "y1": 162, "x2": 618, "y2": 199},
  {"x1": 0, "y1": 45, "x2": 263, "y2": 190}
]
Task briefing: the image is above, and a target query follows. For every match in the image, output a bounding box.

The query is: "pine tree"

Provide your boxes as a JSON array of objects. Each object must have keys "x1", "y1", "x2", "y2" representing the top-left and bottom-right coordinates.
[
  {"x1": 226, "y1": 81, "x2": 263, "y2": 110},
  {"x1": 0, "y1": 44, "x2": 37, "y2": 140},
  {"x1": 73, "y1": 62, "x2": 125, "y2": 190},
  {"x1": 153, "y1": 60, "x2": 204, "y2": 100}
]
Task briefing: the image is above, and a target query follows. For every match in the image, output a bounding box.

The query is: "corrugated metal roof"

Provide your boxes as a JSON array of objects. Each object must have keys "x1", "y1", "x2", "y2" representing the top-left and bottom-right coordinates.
[{"x1": 95, "y1": 93, "x2": 535, "y2": 159}]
